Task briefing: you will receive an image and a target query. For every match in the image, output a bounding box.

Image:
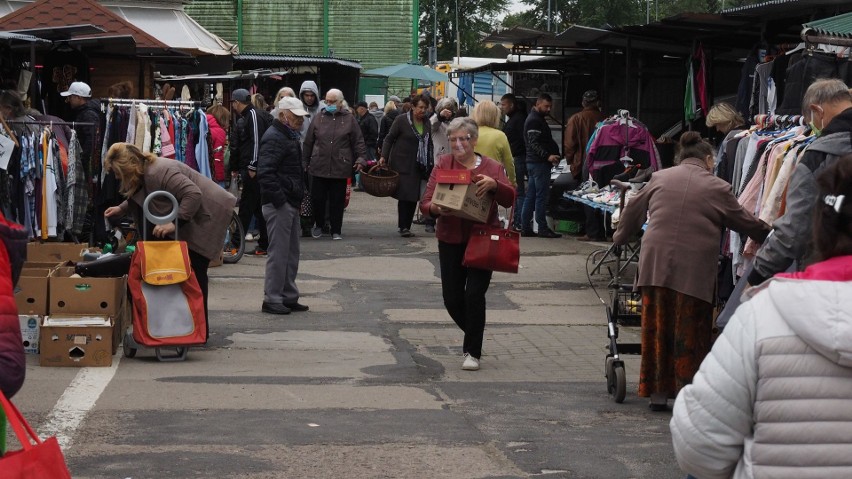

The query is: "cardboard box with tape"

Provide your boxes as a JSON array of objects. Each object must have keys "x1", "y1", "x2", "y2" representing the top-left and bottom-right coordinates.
[
  {"x1": 15, "y1": 267, "x2": 51, "y2": 315},
  {"x1": 431, "y1": 169, "x2": 494, "y2": 223},
  {"x1": 26, "y1": 242, "x2": 87, "y2": 262},
  {"x1": 49, "y1": 267, "x2": 126, "y2": 316},
  {"x1": 39, "y1": 315, "x2": 115, "y2": 367},
  {"x1": 38, "y1": 295, "x2": 130, "y2": 367}
]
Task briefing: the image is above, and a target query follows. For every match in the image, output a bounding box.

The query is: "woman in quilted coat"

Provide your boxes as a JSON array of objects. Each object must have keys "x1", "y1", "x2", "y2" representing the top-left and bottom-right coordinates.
[
  {"x1": 671, "y1": 157, "x2": 852, "y2": 479},
  {"x1": 0, "y1": 211, "x2": 26, "y2": 398}
]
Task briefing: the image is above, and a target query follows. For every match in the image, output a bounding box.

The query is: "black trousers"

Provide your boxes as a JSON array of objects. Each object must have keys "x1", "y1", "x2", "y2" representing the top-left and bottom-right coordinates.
[
  {"x1": 398, "y1": 200, "x2": 417, "y2": 230},
  {"x1": 238, "y1": 171, "x2": 268, "y2": 249},
  {"x1": 311, "y1": 176, "x2": 347, "y2": 235},
  {"x1": 584, "y1": 206, "x2": 607, "y2": 240},
  {"x1": 188, "y1": 248, "x2": 210, "y2": 341},
  {"x1": 438, "y1": 241, "x2": 493, "y2": 359}
]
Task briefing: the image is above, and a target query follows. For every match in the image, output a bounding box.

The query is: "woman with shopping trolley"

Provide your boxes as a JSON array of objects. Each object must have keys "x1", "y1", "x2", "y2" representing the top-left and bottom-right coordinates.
[
  {"x1": 613, "y1": 132, "x2": 770, "y2": 410},
  {"x1": 103, "y1": 142, "x2": 237, "y2": 339}
]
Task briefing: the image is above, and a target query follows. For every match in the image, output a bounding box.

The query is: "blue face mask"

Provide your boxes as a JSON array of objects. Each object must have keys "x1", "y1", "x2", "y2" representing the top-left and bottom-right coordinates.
[{"x1": 326, "y1": 104, "x2": 338, "y2": 114}]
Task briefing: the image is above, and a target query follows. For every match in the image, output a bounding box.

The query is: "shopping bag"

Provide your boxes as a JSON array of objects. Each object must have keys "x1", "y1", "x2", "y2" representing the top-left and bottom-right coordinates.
[
  {"x1": 137, "y1": 240, "x2": 191, "y2": 285},
  {"x1": 463, "y1": 223, "x2": 520, "y2": 273},
  {"x1": 344, "y1": 177, "x2": 352, "y2": 208},
  {"x1": 129, "y1": 241, "x2": 207, "y2": 348},
  {"x1": 300, "y1": 189, "x2": 313, "y2": 218},
  {"x1": 0, "y1": 391, "x2": 72, "y2": 479}
]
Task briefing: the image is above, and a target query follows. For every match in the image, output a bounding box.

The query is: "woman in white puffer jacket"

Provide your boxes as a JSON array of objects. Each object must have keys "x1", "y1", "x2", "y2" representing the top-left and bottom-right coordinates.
[{"x1": 670, "y1": 156, "x2": 852, "y2": 479}]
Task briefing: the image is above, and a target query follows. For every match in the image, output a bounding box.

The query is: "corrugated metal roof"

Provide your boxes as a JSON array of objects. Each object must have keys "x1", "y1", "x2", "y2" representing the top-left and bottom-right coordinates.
[
  {"x1": 233, "y1": 53, "x2": 361, "y2": 69},
  {"x1": 186, "y1": 0, "x2": 413, "y2": 70},
  {"x1": 184, "y1": 0, "x2": 236, "y2": 43},
  {"x1": 803, "y1": 11, "x2": 852, "y2": 38},
  {"x1": 0, "y1": 30, "x2": 50, "y2": 43},
  {"x1": 721, "y1": 0, "x2": 850, "y2": 15}
]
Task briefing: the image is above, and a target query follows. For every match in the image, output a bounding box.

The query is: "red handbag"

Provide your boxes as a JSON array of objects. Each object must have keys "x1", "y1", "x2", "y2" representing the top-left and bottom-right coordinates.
[
  {"x1": 462, "y1": 205, "x2": 520, "y2": 274},
  {"x1": 0, "y1": 392, "x2": 72, "y2": 479}
]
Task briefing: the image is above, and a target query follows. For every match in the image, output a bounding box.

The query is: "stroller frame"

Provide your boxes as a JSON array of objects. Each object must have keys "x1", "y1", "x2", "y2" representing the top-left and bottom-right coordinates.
[{"x1": 585, "y1": 182, "x2": 643, "y2": 403}]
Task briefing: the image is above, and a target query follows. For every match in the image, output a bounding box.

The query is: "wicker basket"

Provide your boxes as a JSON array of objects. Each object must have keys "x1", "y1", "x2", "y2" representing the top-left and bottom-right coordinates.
[{"x1": 361, "y1": 164, "x2": 399, "y2": 197}]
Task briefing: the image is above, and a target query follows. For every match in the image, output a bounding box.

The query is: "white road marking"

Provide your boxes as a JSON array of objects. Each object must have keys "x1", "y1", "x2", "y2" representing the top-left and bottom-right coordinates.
[{"x1": 37, "y1": 356, "x2": 122, "y2": 449}]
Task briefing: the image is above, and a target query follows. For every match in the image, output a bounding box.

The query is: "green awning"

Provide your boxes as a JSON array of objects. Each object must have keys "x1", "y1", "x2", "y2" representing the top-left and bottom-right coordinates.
[{"x1": 803, "y1": 11, "x2": 852, "y2": 39}]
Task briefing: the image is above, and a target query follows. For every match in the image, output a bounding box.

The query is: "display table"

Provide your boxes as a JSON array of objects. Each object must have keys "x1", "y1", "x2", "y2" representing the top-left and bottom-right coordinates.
[{"x1": 561, "y1": 192, "x2": 617, "y2": 214}]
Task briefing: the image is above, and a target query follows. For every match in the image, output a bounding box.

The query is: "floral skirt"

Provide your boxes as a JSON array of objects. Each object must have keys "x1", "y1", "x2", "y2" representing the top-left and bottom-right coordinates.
[{"x1": 638, "y1": 286, "x2": 713, "y2": 398}]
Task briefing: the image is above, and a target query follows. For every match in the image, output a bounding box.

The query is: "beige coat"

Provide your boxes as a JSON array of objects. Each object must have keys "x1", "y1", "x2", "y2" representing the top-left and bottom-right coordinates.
[
  {"x1": 613, "y1": 158, "x2": 769, "y2": 303},
  {"x1": 118, "y1": 158, "x2": 237, "y2": 260}
]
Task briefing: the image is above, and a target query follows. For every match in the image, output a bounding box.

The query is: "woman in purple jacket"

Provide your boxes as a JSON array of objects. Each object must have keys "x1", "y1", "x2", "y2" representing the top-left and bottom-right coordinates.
[{"x1": 420, "y1": 118, "x2": 515, "y2": 371}]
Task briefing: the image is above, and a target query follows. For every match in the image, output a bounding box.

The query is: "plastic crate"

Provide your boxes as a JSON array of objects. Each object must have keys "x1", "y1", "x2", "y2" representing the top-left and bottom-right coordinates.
[{"x1": 555, "y1": 220, "x2": 582, "y2": 234}]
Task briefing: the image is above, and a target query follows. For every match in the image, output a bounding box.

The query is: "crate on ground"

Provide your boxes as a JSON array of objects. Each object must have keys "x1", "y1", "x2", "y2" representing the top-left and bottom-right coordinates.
[{"x1": 555, "y1": 220, "x2": 582, "y2": 234}]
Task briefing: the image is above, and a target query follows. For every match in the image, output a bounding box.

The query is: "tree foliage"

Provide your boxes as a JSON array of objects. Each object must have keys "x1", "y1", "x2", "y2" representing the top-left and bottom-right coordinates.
[{"x1": 419, "y1": 0, "x2": 507, "y2": 61}]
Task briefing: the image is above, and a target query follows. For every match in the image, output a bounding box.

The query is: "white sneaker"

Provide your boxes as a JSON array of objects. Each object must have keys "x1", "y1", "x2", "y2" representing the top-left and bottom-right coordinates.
[
  {"x1": 332, "y1": 233, "x2": 343, "y2": 241},
  {"x1": 245, "y1": 233, "x2": 254, "y2": 241},
  {"x1": 462, "y1": 353, "x2": 480, "y2": 371}
]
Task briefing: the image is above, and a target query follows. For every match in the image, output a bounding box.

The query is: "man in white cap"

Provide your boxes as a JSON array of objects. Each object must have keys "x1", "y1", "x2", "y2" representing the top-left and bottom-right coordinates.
[
  {"x1": 256, "y1": 97, "x2": 311, "y2": 315},
  {"x1": 61, "y1": 81, "x2": 108, "y2": 241},
  {"x1": 61, "y1": 81, "x2": 104, "y2": 173}
]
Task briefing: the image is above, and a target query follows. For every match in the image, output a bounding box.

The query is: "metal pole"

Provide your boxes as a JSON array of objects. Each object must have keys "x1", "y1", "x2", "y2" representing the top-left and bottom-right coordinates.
[
  {"x1": 323, "y1": 0, "x2": 330, "y2": 56},
  {"x1": 547, "y1": 0, "x2": 551, "y2": 32},
  {"x1": 455, "y1": 0, "x2": 461, "y2": 63},
  {"x1": 646, "y1": 0, "x2": 650, "y2": 24},
  {"x1": 412, "y1": 0, "x2": 419, "y2": 63},
  {"x1": 433, "y1": 0, "x2": 437, "y2": 59},
  {"x1": 237, "y1": 0, "x2": 243, "y2": 51}
]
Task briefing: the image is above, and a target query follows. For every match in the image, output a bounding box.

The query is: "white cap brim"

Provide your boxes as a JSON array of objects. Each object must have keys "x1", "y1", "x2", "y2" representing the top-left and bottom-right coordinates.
[{"x1": 285, "y1": 107, "x2": 309, "y2": 116}]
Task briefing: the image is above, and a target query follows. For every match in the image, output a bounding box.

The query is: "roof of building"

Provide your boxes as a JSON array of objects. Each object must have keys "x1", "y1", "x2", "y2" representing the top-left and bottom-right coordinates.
[
  {"x1": 233, "y1": 53, "x2": 362, "y2": 70},
  {"x1": 721, "y1": 0, "x2": 850, "y2": 16},
  {"x1": 803, "y1": 11, "x2": 852, "y2": 39},
  {"x1": 106, "y1": 2, "x2": 235, "y2": 55},
  {"x1": 0, "y1": 0, "x2": 169, "y2": 50}
]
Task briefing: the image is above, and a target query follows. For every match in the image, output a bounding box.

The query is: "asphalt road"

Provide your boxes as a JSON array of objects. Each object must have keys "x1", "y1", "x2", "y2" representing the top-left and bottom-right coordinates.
[{"x1": 11, "y1": 190, "x2": 684, "y2": 479}]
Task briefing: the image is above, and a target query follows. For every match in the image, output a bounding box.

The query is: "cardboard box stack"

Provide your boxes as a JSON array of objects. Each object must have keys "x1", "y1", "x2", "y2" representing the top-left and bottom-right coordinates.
[
  {"x1": 40, "y1": 264, "x2": 127, "y2": 367},
  {"x1": 13, "y1": 242, "x2": 128, "y2": 367}
]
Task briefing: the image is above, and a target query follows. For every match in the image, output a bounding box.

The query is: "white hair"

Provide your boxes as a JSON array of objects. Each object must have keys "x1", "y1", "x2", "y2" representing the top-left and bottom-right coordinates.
[{"x1": 326, "y1": 88, "x2": 344, "y2": 102}]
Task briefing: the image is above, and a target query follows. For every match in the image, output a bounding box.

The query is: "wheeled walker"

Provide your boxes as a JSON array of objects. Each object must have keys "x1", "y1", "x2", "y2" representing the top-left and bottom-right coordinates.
[{"x1": 585, "y1": 181, "x2": 643, "y2": 403}]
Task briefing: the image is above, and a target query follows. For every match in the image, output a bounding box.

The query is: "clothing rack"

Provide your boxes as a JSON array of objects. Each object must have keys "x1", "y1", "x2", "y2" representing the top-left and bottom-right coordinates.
[
  {"x1": 106, "y1": 98, "x2": 199, "y2": 108},
  {"x1": 751, "y1": 114, "x2": 805, "y2": 130},
  {"x1": 5, "y1": 120, "x2": 95, "y2": 127}
]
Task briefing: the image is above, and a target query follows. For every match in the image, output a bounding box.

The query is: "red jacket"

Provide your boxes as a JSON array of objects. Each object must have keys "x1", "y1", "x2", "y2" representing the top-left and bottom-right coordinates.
[
  {"x1": 420, "y1": 153, "x2": 515, "y2": 244},
  {"x1": 207, "y1": 113, "x2": 227, "y2": 182},
  {"x1": 0, "y1": 212, "x2": 25, "y2": 398}
]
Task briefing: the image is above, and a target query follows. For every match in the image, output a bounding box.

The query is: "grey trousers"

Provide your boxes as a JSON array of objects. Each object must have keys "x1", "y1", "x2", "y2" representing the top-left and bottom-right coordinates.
[{"x1": 262, "y1": 201, "x2": 301, "y2": 304}]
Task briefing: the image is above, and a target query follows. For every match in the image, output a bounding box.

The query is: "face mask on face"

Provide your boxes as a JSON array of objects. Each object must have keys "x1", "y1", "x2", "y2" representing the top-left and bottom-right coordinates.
[
  {"x1": 326, "y1": 105, "x2": 338, "y2": 114},
  {"x1": 809, "y1": 106, "x2": 825, "y2": 136}
]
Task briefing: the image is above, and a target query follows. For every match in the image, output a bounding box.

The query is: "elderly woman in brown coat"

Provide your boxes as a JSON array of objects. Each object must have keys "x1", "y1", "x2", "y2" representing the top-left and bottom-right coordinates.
[
  {"x1": 104, "y1": 142, "x2": 237, "y2": 337},
  {"x1": 379, "y1": 94, "x2": 432, "y2": 237},
  {"x1": 613, "y1": 132, "x2": 770, "y2": 410},
  {"x1": 303, "y1": 88, "x2": 368, "y2": 240}
]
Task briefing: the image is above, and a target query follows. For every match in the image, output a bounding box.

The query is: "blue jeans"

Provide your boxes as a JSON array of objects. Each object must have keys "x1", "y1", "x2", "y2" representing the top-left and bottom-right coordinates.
[
  {"x1": 522, "y1": 162, "x2": 551, "y2": 231},
  {"x1": 512, "y1": 156, "x2": 526, "y2": 228}
]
